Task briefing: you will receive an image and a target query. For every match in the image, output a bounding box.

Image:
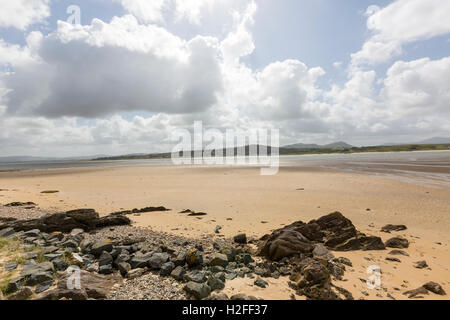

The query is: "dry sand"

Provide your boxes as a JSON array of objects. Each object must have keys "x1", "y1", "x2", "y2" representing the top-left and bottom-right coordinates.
[{"x1": 0, "y1": 164, "x2": 449, "y2": 300}]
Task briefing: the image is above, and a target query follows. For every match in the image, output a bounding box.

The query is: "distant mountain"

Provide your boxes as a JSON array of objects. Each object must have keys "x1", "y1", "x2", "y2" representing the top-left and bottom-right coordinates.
[
  {"x1": 283, "y1": 141, "x2": 354, "y2": 149},
  {"x1": 417, "y1": 137, "x2": 450, "y2": 144},
  {"x1": 0, "y1": 155, "x2": 110, "y2": 163},
  {"x1": 283, "y1": 143, "x2": 321, "y2": 149},
  {"x1": 322, "y1": 141, "x2": 354, "y2": 148},
  {"x1": 383, "y1": 137, "x2": 450, "y2": 146}
]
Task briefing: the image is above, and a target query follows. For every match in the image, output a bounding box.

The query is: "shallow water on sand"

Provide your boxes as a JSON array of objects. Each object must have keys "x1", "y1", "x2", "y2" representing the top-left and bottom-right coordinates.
[{"x1": 1, "y1": 151, "x2": 450, "y2": 186}]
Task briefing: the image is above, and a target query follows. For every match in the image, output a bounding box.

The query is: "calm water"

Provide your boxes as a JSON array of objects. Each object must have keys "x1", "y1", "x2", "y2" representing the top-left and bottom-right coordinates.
[{"x1": 1, "y1": 151, "x2": 450, "y2": 186}]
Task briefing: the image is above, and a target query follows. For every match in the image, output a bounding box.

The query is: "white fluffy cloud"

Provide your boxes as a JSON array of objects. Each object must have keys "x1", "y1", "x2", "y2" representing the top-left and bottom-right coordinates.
[
  {"x1": 116, "y1": 0, "x2": 231, "y2": 25},
  {"x1": 0, "y1": 0, "x2": 50, "y2": 30},
  {"x1": 382, "y1": 56, "x2": 450, "y2": 116},
  {"x1": 352, "y1": 0, "x2": 450, "y2": 67},
  {"x1": 2, "y1": 15, "x2": 223, "y2": 118}
]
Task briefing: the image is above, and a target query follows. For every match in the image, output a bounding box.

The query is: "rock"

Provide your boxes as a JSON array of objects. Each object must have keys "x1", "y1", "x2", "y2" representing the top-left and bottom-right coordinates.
[
  {"x1": 1, "y1": 209, "x2": 130, "y2": 233},
  {"x1": 289, "y1": 258, "x2": 342, "y2": 300},
  {"x1": 90, "y1": 239, "x2": 113, "y2": 257},
  {"x1": 117, "y1": 262, "x2": 132, "y2": 277},
  {"x1": 211, "y1": 265, "x2": 224, "y2": 273},
  {"x1": 260, "y1": 212, "x2": 385, "y2": 261},
  {"x1": 172, "y1": 252, "x2": 186, "y2": 266},
  {"x1": 404, "y1": 286, "x2": 429, "y2": 298},
  {"x1": 208, "y1": 293, "x2": 229, "y2": 300},
  {"x1": 389, "y1": 250, "x2": 409, "y2": 256},
  {"x1": 127, "y1": 268, "x2": 145, "y2": 279},
  {"x1": 234, "y1": 234, "x2": 247, "y2": 244},
  {"x1": 35, "y1": 280, "x2": 54, "y2": 294},
  {"x1": 8, "y1": 287, "x2": 33, "y2": 300},
  {"x1": 5, "y1": 202, "x2": 36, "y2": 207},
  {"x1": 188, "y1": 212, "x2": 207, "y2": 217},
  {"x1": 160, "y1": 262, "x2": 175, "y2": 276},
  {"x1": 0, "y1": 227, "x2": 15, "y2": 237},
  {"x1": 209, "y1": 253, "x2": 228, "y2": 268},
  {"x1": 148, "y1": 252, "x2": 169, "y2": 270},
  {"x1": 230, "y1": 293, "x2": 255, "y2": 300},
  {"x1": 335, "y1": 257, "x2": 352, "y2": 267},
  {"x1": 184, "y1": 282, "x2": 211, "y2": 300},
  {"x1": 414, "y1": 261, "x2": 428, "y2": 269},
  {"x1": 208, "y1": 276, "x2": 225, "y2": 291},
  {"x1": 423, "y1": 282, "x2": 446, "y2": 295},
  {"x1": 260, "y1": 229, "x2": 313, "y2": 261},
  {"x1": 56, "y1": 269, "x2": 121, "y2": 299},
  {"x1": 35, "y1": 289, "x2": 89, "y2": 300},
  {"x1": 333, "y1": 236, "x2": 385, "y2": 251},
  {"x1": 186, "y1": 249, "x2": 203, "y2": 267},
  {"x1": 386, "y1": 237, "x2": 409, "y2": 249},
  {"x1": 70, "y1": 228, "x2": 85, "y2": 237},
  {"x1": 254, "y1": 278, "x2": 269, "y2": 288},
  {"x1": 171, "y1": 266, "x2": 186, "y2": 281},
  {"x1": 38, "y1": 261, "x2": 55, "y2": 272},
  {"x1": 5, "y1": 261, "x2": 18, "y2": 272},
  {"x1": 313, "y1": 244, "x2": 335, "y2": 261},
  {"x1": 26, "y1": 272, "x2": 54, "y2": 286},
  {"x1": 98, "y1": 251, "x2": 113, "y2": 267},
  {"x1": 327, "y1": 260, "x2": 346, "y2": 280},
  {"x1": 386, "y1": 257, "x2": 401, "y2": 263},
  {"x1": 215, "y1": 226, "x2": 222, "y2": 234},
  {"x1": 98, "y1": 264, "x2": 113, "y2": 275},
  {"x1": 185, "y1": 270, "x2": 207, "y2": 283},
  {"x1": 80, "y1": 239, "x2": 93, "y2": 253},
  {"x1": 7, "y1": 277, "x2": 25, "y2": 294},
  {"x1": 381, "y1": 224, "x2": 407, "y2": 233}
]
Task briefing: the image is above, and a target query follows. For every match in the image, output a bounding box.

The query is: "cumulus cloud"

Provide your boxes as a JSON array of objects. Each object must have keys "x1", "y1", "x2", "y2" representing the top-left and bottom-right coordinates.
[
  {"x1": 2, "y1": 15, "x2": 223, "y2": 118},
  {"x1": 116, "y1": 0, "x2": 234, "y2": 25},
  {"x1": 352, "y1": 0, "x2": 450, "y2": 67},
  {"x1": 381, "y1": 56, "x2": 450, "y2": 116},
  {"x1": 0, "y1": 0, "x2": 50, "y2": 30}
]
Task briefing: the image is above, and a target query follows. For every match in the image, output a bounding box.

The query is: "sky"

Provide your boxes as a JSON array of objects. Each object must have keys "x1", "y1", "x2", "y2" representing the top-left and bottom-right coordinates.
[{"x1": 0, "y1": 0, "x2": 449, "y2": 157}]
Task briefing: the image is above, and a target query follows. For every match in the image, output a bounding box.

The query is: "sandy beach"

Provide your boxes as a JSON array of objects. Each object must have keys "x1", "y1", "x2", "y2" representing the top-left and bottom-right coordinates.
[{"x1": 1, "y1": 159, "x2": 449, "y2": 300}]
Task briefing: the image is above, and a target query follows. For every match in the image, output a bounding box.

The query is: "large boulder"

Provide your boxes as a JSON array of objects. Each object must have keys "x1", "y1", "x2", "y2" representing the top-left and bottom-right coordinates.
[
  {"x1": 259, "y1": 212, "x2": 385, "y2": 261},
  {"x1": 35, "y1": 270, "x2": 121, "y2": 300},
  {"x1": 385, "y1": 237, "x2": 409, "y2": 249},
  {"x1": 0, "y1": 209, "x2": 130, "y2": 233},
  {"x1": 184, "y1": 282, "x2": 211, "y2": 300}
]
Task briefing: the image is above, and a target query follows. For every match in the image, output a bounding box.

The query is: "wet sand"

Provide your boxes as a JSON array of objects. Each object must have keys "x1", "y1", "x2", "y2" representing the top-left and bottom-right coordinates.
[{"x1": 0, "y1": 161, "x2": 449, "y2": 300}]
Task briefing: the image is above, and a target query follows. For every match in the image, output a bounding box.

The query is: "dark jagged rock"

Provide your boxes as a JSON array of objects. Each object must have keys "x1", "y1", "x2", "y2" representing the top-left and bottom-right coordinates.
[
  {"x1": 259, "y1": 212, "x2": 385, "y2": 261},
  {"x1": 260, "y1": 229, "x2": 313, "y2": 261},
  {"x1": 0, "y1": 209, "x2": 131, "y2": 233},
  {"x1": 234, "y1": 234, "x2": 247, "y2": 244},
  {"x1": 414, "y1": 260, "x2": 428, "y2": 269},
  {"x1": 423, "y1": 282, "x2": 446, "y2": 295},
  {"x1": 389, "y1": 250, "x2": 409, "y2": 256},
  {"x1": 385, "y1": 237, "x2": 409, "y2": 249},
  {"x1": 381, "y1": 224, "x2": 407, "y2": 233},
  {"x1": 5, "y1": 202, "x2": 36, "y2": 207},
  {"x1": 404, "y1": 286, "x2": 429, "y2": 298},
  {"x1": 188, "y1": 211, "x2": 208, "y2": 217},
  {"x1": 111, "y1": 206, "x2": 170, "y2": 215},
  {"x1": 289, "y1": 258, "x2": 350, "y2": 300},
  {"x1": 184, "y1": 282, "x2": 211, "y2": 300}
]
